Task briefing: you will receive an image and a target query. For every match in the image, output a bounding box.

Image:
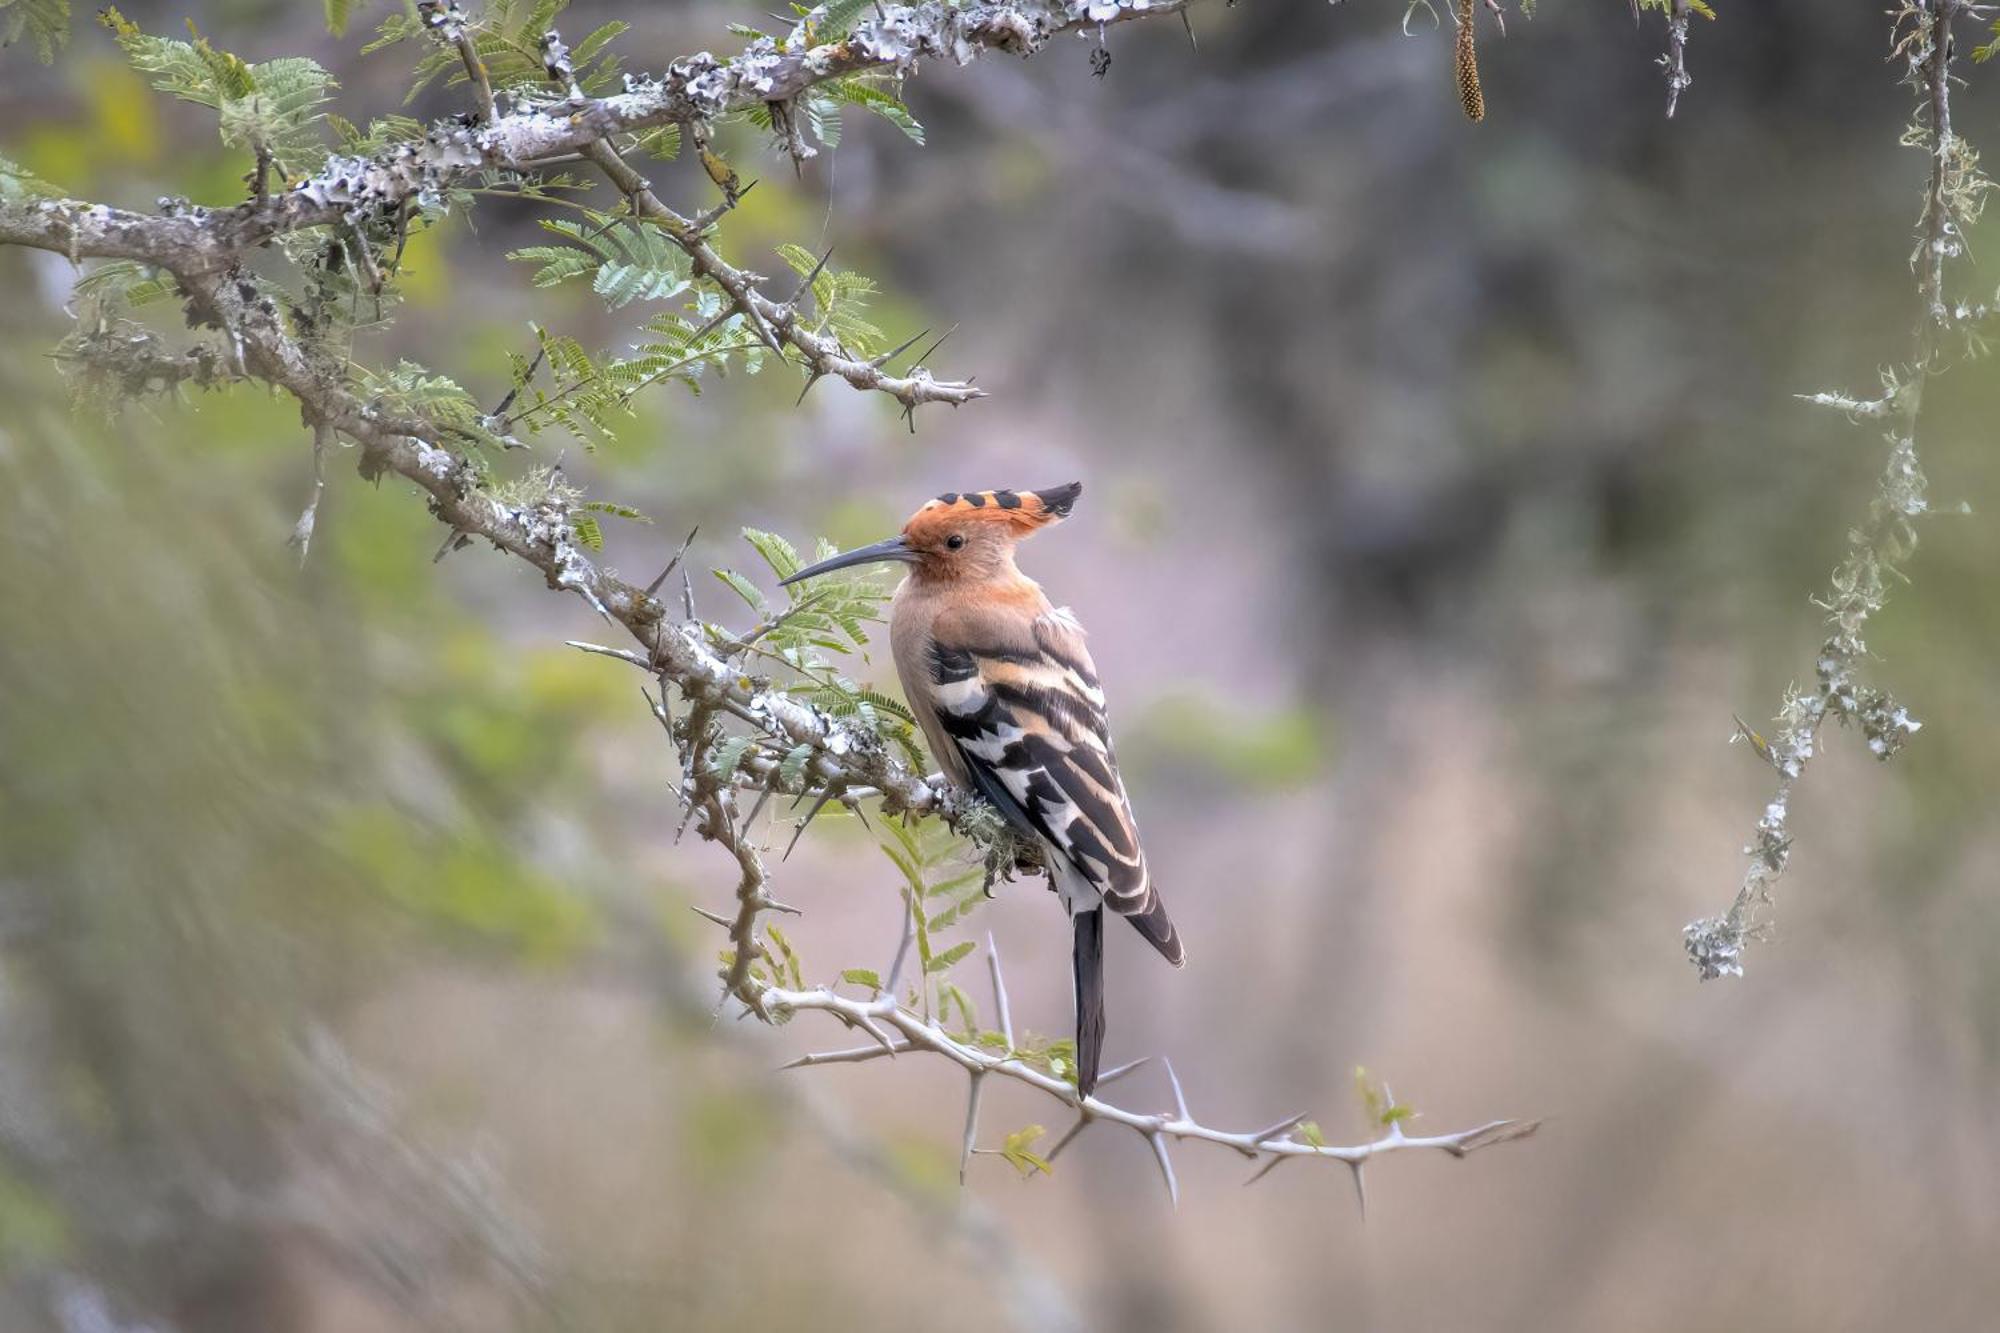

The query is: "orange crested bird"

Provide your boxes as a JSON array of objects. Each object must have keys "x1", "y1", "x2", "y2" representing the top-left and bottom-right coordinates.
[{"x1": 782, "y1": 483, "x2": 1184, "y2": 1096}]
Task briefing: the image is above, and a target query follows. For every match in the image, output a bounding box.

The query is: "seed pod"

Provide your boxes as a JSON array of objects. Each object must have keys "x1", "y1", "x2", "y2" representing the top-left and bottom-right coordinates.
[{"x1": 1456, "y1": 0, "x2": 1485, "y2": 122}]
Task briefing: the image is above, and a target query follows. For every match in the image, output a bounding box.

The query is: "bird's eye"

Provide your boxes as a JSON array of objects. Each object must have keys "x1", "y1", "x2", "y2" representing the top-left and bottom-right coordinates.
[{"x1": 945, "y1": 534, "x2": 966, "y2": 550}]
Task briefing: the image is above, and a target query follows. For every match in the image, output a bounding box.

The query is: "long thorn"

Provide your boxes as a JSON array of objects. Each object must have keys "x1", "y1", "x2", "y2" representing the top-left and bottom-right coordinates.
[
  {"x1": 1097, "y1": 1056, "x2": 1150, "y2": 1087},
  {"x1": 1163, "y1": 1057, "x2": 1191, "y2": 1123},
  {"x1": 780, "y1": 1040, "x2": 908, "y2": 1069},
  {"x1": 869, "y1": 326, "x2": 929, "y2": 370},
  {"x1": 646, "y1": 525, "x2": 700, "y2": 598},
  {"x1": 785, "y1": 245, "x2": 834, "y2": 305},
  {"x1": 885, "y1": 893, "x2": 916, "y2": 994},
  {"x1": 1243, "y1": 1154, "x2": 1288, "y2": 1187},
  {"x1": 1148, "y1": 1132, "x2": 1179, "y2": 1207},
  {"x1": 1046, "y1": 1113, "x2": 1091, "y2": 1162},
  {"x1": 853, "y1": 1012, "x2": 898, "y2": 1054},
  {"x1": 909, "y1": 322, "x2": 958, "y2": 369},
  {"x1": 1250, "y1": 1112, "x2": 1310, "y2": 1146},
  {"x1": 744, "y1": 779, "x2": 779, "y2": 829},
  {"x1": 783, "y1": 784, "x2": 843, "y2": 860},
  {"x1": 987, "y1": 933, "x2": 1015, "y2": 1049},
  {"x1": 959, "y1": 1071, "x2": 986, "y2": 1185}
]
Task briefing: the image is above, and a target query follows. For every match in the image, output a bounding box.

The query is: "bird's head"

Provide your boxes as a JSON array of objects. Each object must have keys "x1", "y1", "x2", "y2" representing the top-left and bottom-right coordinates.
[{"x1": 781, "y1": 483, "x2": 1081, "y2": 588}]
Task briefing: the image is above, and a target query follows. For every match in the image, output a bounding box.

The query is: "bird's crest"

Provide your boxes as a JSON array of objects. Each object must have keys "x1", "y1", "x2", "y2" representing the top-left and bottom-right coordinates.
[{"x1": 905, "y1": 483, "x2": 1081, "y2": 539}]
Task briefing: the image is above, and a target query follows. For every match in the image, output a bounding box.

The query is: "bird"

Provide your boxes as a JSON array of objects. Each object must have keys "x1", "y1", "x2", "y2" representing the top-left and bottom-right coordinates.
[{"x1": 781, "y1": 483, "x2": 1183, "y2": 1096}]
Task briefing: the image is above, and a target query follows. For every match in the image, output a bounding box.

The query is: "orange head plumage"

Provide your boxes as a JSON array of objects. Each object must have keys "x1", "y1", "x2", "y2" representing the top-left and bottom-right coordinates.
[{"x1": 781, "y1": 483, "x2": 1080, "y2": 588}]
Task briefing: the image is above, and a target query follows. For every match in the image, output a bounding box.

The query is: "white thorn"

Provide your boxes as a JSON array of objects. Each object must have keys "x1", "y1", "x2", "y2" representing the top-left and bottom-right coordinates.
[
  {"x1": 1148, "y1": 1132, "x2": 1178, "y2": 1207},
  {"x1": 1163, "y1": 1056, "x2": 1190, "y2": 1123},
  {"x1": 986, "y1": 932, "x2": 1015, "y2": 1049},
  {"x1": 960, "y1": 1072, "x2": 986, "y2": 1185}
]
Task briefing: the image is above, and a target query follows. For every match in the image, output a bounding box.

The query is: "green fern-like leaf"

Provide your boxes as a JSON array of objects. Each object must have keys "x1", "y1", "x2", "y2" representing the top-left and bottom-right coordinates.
[
  {"x1": 743, "y1": 527, "x2": 804, "y2": 581},
  {"x1": 72, "y1": 260, "x2": 176, "y2": 309},
  {"x1": 776, "y1": 243, "x2": 886, "y2": 354},
  {"x1": 358, "y1": 360, "x2": 512, "y2": 451},
  {"x1": 101, "y1": 9, "x2": 334, "y2": 168},
  {"x1": 324, "y1": 0, "x2": 361, "y2": 37},
  {"x1": 507, "y1": 218, "x2": 693, "y2": 309},
  {"x1": 385, "y1": 0, "x2": 627, "y2": 102},
  {"x1": 820, "y1": 75, "x2": 925, "y2": 146},
  {"x1": 0, "y1": 153, "x2": 60, "y2": 202},
  {"x1": 714, "y1": 568, "x2": 769, "y2": 613}
]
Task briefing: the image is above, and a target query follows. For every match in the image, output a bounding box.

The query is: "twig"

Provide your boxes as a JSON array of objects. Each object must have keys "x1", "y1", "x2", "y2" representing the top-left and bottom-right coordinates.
[
  {"x1": 1684, "y1": 0, "x2": 1968, "y2": 978},
  {"x1": 1662, "y1": 0, "x2": 1692, "y2": 118},
  {"x1": 769, "y1": 938, "x2": 1538, "y2": 1199}
]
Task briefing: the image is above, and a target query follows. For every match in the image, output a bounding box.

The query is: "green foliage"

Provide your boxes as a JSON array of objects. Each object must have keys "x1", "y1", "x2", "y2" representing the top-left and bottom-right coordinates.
[
  {"x1": 372, "y1": 0, "x2": 628, "y2": 101},
  {"x1": 499, "y1": 316, "x2": 767, "y2": 448},
  {"x1": 726, "y1": 528, "x2": 929, "y2": 770},
  {"x1": 73, "y1": 260, "x2": 176, "y2": 310},
  {"x1": 813, "y1": 75, "x2": 927, "y2": 148},
  {"x1": 999, "y1": 1124, "x2": 1052, "y2": 1178},
  {"x1": 776, "y1": 243, "x2": 887, "y2": 355},
  {"x1": 877, "y1": 817, "x2": 992, "y2": 1021},
  {"x1": 754, "y1": 72, "x2": 924, "y2": 151},
  {"x1": 0, "y1": 153, "x2": 60, "y2": 202},
  {"x1": 324, "y1": 0, "x2": 365, "y2": 38},
  {"x1": 327, "y1": 111, "x2": 426, "y2": 155},
  {"x1": 926, "y1": 939, "x2": 976, "y2": 974},
  {"x1": 765, "y1": 921, "x2": 805, "y2": 989},
  {"x1": 99, "y1": 8, "x2": 334, "y2": 170},
  {"x1": 358, "y1": 360, "x2": 512, "y2": 451},
  {"x1": 571, "y1": 500, "x2": 649, "y2": 552},
  {"x1": 1353, "y1": 1066, "x2": 1415, "y2": 1129},
  {"x1": 809, "y1": 0, "x2": 878, "y2": 41},
  {"x1": 0, "y1": 0, "x2": 69, "y2": 63},
  {"x1": 509, "y1": 218, "x2": 694, "y2": 309},
  {"x1": 1633, "y1": 0, "x2": 1715, "y2": 15},
  {"x1": 631, "y1": 123, "x2": 682, "y2": 160}
]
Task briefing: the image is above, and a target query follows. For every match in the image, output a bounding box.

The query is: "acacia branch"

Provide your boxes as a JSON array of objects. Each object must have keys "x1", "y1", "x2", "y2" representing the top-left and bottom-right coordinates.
[
  {"x1": 0, "y1": 0, "x2": 1538, "y2": 1200},
  {"x1": 763, "y1": 936, "x2": 1536, "y2": 1203}
]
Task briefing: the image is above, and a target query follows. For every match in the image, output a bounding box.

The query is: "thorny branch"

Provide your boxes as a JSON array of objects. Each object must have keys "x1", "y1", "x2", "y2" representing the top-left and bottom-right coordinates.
[
  {"x1": 585, "y1": 642, "x2": 1538, "y2": 1203},
  {"x1": 1662, "y1": 0, "x2": 1692, "y2": 118},
  {"x1": 0, "y1": 0, "x2": 1540, "y2": 1198},
  {"x1": 767, "y1": 931, "x2": 1537, "y2": 1204},
  {"x1": 1683, "y1": 0, "x2": 1991, "y2": 979}
]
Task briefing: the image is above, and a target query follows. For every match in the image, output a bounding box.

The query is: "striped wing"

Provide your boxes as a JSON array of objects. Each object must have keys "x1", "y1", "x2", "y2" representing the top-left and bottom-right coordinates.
[{"x1": 926, "y1": 608, "x2": 1181, "y2": 962}]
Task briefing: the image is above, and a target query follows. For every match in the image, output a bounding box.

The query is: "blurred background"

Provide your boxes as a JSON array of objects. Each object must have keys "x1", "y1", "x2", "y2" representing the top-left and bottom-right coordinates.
[{"x1": 5, "y1": 1, "x2": 2000, "y2": 1329}]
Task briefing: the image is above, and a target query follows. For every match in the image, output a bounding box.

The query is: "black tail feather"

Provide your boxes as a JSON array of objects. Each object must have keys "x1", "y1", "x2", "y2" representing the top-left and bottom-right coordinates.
[
  {"x1": 1072, "y1": 906, "x2": 1106, "y2": 1097},
  {"x1": 1124, "y1": 896, "x2": 1186, "y2": 967}
]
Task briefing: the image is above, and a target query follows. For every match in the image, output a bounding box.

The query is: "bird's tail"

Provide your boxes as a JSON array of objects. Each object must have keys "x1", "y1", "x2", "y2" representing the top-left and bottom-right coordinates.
[
  {"x1": 1072, "y1": 906, "x2": 1106, "y2": 1097},
  {"x1": 1124, "y1": 895, "x2": 1186, "y2": 967}
]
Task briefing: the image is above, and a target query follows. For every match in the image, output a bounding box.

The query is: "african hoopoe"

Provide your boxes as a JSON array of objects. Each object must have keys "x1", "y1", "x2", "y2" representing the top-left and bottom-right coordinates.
[{"x1": 782, "y1": 483, "x2": 1183, "y2": 1095}]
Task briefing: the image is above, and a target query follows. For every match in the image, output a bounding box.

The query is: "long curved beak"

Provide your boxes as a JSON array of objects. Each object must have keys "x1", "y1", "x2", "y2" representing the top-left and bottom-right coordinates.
[{"x1": 779, "y1": 534, "x2": 918, "y2": 586}]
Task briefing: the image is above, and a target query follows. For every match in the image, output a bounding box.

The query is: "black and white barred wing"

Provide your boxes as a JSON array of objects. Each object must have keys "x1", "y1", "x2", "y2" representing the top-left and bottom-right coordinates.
[{"x1": 927, "y1": 608, "x2": 1184, "y2": 965}]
